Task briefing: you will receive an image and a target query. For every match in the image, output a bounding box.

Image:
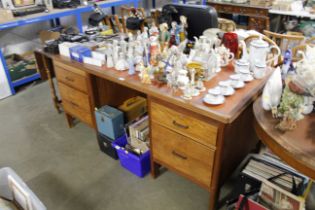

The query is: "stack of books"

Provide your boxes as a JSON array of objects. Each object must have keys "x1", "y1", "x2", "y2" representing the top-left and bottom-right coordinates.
[
  {"x1": 127, "y1": 115, "x2": 150, "y2": 154},
  {"x1": 241, "y1": 155, "x2": 312, "y2": 210}
]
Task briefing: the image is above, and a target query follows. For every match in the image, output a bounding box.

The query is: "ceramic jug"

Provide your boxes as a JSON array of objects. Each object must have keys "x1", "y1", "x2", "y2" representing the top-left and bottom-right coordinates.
[{"x1": 249, "y1": 36, "x2": 280, "y2": 71}]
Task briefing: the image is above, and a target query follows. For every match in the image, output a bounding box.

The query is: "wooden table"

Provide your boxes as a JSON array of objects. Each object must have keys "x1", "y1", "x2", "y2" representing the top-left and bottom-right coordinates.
[
  {"x1": 254, "y1": 97, "x2": 315, "y2": 180},
  {"x1": 35, "y1": 50, "x2": 272, "y2": 210},
  {"x1": 207, "y1": 1, "x2": 270, "y2": 32}
]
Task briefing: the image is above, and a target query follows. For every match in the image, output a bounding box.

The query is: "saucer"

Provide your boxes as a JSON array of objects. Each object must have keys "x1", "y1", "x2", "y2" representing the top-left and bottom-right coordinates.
[
  {"x1": 243, "y1": 75, "x2": 254, "y2": 82},
  {"x1": 232, "y1": 81, "x2": 245, "y2": 89},
  {"x1": 208, "y1": 87, "x2": 221, "y2": 95},
  {"x1": 221, "y1": 87, "x2": 235, "y2": 96},
  {"x1": 203, "y1": 94, "x2": 225, "y2": 105}
]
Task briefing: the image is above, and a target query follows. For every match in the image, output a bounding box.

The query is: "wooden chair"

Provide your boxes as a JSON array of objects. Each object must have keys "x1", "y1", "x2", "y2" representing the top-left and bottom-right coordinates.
[
  {"x1": 243, "y1": 35, "x2": 280, "y2": 67},
  {"x1": 306, "y1": 37, "x2": 315, "y2": 45},
  {"x1": 218, "y1": 18, "x2": 236, "y2": 32},
  {"x1": 106, "y1": 15, "x2": 125, "y2": 33},
  {"x1": 120, "y1": 6, "x2": 146, "y2": 33},
  {"x1": 263, "y1": 30, "x2": 305, "y2": 55}
]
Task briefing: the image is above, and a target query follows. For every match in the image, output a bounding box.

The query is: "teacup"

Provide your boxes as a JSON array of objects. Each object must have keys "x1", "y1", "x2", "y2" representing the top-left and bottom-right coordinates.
[
  {"x1": 219, "y1": 80, "x2": 235, "y2": 96},
  {"x1": 230, "y1": 74, "x2": 245, "y2": 89},
  {"x1": 253, "y1": 63, "x2": 266, "y2": 79},
  {"x1": 207, "y1": 87, "x2": 223, "y2": 102},
  {"x1": 234, "y1": 59, "x2": 250, "y2": 73},
  {"x1": 217, "y1": 46, "x2": 234, "y2": 67},
  {"x1": 239, "y1": 69, "x2": 254, "y2": 82}
]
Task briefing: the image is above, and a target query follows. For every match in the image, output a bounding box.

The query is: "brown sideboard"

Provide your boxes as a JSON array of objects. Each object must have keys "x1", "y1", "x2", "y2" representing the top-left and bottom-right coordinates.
[
  {"x1": 207, "y1": 1, "x2": 270, "y2": 32},
  {"x1": 35, "y1": 51, "x2": 271, "y2": 210}
]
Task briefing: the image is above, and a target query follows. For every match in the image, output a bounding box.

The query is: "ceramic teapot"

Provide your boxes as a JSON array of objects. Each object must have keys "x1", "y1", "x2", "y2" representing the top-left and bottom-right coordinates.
[{"x1": 249, "y1": 36, "x2": 280, "y2": 71}]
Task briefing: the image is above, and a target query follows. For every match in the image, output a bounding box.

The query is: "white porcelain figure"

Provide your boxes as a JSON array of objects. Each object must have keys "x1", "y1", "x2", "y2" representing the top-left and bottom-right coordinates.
[
  {"x1": 262, "y1": 67, "x2": 283, "y2": 117},
  {"x1": 115, "y1": 52, "x2": 128, "y2": 71}
]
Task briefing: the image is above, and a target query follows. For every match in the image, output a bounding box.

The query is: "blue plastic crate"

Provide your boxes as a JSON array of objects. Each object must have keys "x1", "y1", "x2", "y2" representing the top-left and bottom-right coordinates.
[{"x1": 112, "y1": 135, "x2": 150, "y2": 178}]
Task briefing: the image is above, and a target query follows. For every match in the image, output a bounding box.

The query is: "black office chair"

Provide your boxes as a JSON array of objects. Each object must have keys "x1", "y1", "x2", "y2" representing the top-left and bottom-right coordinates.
[{"x1": 161, "y1": 4, "x2": 218, "y2": 40}]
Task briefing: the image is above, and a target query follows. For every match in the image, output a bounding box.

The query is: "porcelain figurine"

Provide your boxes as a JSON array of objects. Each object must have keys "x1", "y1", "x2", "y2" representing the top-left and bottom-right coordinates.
[
  {"x1": 136, "y1": 61, "x2": 144, "y2": 72},
  {"x1": 179, "y1": 15, "x2": 188, "y2": 42},
  {"x1": 140, "y1": 66, "x2": 152, "y2": 85},
  {"x1": 196, "y1": 78, "x2": 206, "y2": 92},
  {"x1": 169, "y1": 21, "x2": 178, "y2": 47},
  {"x1": 149, "y1": 22, "x2": 159, "y2": 37},
  {"x1": 127, "y1": 47, "x2": 135, "y2": 75},
  {"x1": 159, "y1": 23, "x2": 170, "y2": 53},
  {"x1": 128, "y1": 32, "x2": 134, "y2": 42},
  {"x1": 136, "y1": 30, "x2": 142, "y2": 41},
  {"x1": 189, "y1": 68, "x2": 200, "y2": 96},
  {"x1": 142, "y1": 27, "x2": 149, "y2": 40},
  {"x1": 207, "y1": 49, "x2": 221, "y2": 74},
  {"x1": 149, "y1": 36, "x2": 160, "y2": 66},
  {"x1": 120, "y1": 39, "x2": 127, "y2": 55},
  {"x1": 281, "y1": 50, "x2": 292, "y2": 79},
  {"x1": 112, "y1": 40, "x2": 119, "y2": 65},
  {"x1": 177, "y1": 69, "x2": 189, "y2": 90},
  {"x1": 106, "y1": 47, "x2": 114, "y2": 68},
  {"x1": 115, "y1": 52, "x2": 128, "y2": 71},
  {"x1": 262, "y1": 67, "x2": 283, "y2": 118},
  {"x1": 302, "y1": 96, "x2": 315, "y2": 115},
  {"x1": 276, "y1": 85, "x2": 305, "y2": 131}
]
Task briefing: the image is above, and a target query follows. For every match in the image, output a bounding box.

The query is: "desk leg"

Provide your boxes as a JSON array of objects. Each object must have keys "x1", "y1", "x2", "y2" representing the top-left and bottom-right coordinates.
[
  {"x1": 209, "y1": 187, "x2": 219, "y2": 210},
  {"x1": 150, "y1": 160, "x2": 161, "y2": 178},
  {"x1": 65, "y1": 113, "x2": 74, "y2": 128},
  {"x1": 41, "y1": 54, "x2": 61, "y2": 113}
]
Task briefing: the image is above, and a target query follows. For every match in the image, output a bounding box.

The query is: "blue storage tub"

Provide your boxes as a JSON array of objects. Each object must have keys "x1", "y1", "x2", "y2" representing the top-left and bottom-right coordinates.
[{"x1": 112, "y1": 135, "x2": 151, "y2": 178}]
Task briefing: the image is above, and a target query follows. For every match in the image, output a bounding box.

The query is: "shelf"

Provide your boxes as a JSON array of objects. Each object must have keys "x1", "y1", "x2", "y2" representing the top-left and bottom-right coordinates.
[
  {"x1": 0, "y1": 0, "x2": 138, "y2": 31},
  {"x1": 12, "y1": 73, "x2": 41, "y2": 87},
  {"x1": 0, "y1": 0, "x2": 139, "y2": 96},
  {"x1": 269, "y1": 9, "x2": 315, "y2": 19}
]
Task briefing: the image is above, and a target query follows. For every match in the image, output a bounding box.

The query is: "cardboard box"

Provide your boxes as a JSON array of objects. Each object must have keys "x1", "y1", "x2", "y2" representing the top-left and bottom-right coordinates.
[
  {"x1": 69, "y1": 45, "x2": 92, "y2": 63},
  {"x1": 0, "y1": 9, "x2": 14, "y2": 23}
]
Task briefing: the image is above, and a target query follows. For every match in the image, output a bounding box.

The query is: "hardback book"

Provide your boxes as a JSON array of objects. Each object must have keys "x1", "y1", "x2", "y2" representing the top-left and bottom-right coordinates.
[{"x1": 259, "y1": 180, "x2": 305, "y2": 210}]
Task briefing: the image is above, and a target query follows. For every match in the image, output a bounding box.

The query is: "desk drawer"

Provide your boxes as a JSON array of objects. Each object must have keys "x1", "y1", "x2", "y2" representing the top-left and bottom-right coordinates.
[
  {"x1": 152, "y1": 123, "x2": 214, "y2": 188},
  {"x1": 63, "y1": 100, "x2": 93, "y2": 127},
  {"x1": 58, "y1": 82, "x2": 91, "y2": 112},
  {"x1": 151, "y1": 101, "x2": 218, "y2": 148},
  {"x1": 55, "y1": 66, "x2": 88, "y2": 93}
]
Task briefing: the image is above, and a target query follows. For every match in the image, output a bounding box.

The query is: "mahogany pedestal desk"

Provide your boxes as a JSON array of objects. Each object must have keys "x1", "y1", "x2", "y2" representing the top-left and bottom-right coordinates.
[
  {"x1": 254, "y1": 97, "x2": 315, "y2": 180},
  {"x1": 36, "y1": 51, "x2": 271, "y2": 210},
  {"x1": 207, "y1": 1, "x2": 270, "y2": 32}
]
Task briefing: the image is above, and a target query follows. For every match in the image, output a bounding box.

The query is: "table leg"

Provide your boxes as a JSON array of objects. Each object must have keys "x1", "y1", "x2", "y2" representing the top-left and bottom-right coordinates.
[
  {"x1": 209, "y1": 187, "x2": 219, "y2": 210},
  {"x1": 150, "y1": 161, "x2": 161, "y2": 178},
  {"x1": 65, "y1": 113, "x2": 74, "y2": 128},
  {"x1": 41, "y1": 54, "x2": 61, "y2": 113}
]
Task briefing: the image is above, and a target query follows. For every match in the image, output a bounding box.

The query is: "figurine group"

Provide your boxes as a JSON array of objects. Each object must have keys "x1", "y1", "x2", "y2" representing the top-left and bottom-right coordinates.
[{"x1": 262, "y1": 45, "x2": 315, "y2": 131}]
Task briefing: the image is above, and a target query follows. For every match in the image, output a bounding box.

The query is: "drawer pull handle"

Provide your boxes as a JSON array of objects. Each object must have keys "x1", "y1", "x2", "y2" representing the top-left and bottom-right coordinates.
[
  {"x1": 65, "y1": 76, "x2": 74, "y2": 82},
  {"x1": 70, "y1": 101, "x2": 79, "y2": 107},
  {"x1": 172, "y1": 151, "x2": 187, "y2": 160},
  {"x1": 172, "y1": 120, "x2": 189, "y2": 129}
]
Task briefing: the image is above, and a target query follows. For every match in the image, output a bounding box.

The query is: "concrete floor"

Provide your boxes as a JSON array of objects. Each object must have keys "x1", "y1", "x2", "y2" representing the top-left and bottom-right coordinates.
[
  {"x1": 1, "y1": 81, "x2": 314, "y2": 210},
  {"x1": 0, "y1": 81, "x2": 211, "y2": 210}
]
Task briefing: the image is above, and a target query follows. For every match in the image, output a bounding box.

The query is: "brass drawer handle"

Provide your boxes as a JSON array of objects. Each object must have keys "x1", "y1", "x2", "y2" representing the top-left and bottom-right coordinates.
[
  {"x1": 65, "y1": 76, "x2": 74, "y2": 82},
  {"x1": 172, "y1": 120, "x2": 189, "y2": 129},
  {"x1": 172, "y1": 151, "x2": 187, "y2": 160}
]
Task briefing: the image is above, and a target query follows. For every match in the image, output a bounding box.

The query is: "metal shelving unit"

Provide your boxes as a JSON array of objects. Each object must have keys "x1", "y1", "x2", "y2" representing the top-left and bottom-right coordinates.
[{"x1": 0, "y1": 0, "x2": 139, "y2": 97}]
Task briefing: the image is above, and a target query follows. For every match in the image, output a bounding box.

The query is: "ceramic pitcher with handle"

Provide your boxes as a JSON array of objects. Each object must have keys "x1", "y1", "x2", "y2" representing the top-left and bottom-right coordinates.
[{"x1": 249, "y1": 36, "x2": 280, "y2": 71}]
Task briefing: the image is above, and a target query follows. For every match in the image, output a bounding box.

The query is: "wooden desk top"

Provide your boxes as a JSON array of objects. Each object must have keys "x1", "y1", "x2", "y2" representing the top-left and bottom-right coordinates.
[
  {"x1": 48, "y1": 53, "x2": 270, "y2": 124},
  {"x1": 254, "y1": 97, "x2": 315, "y2": 180}
]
